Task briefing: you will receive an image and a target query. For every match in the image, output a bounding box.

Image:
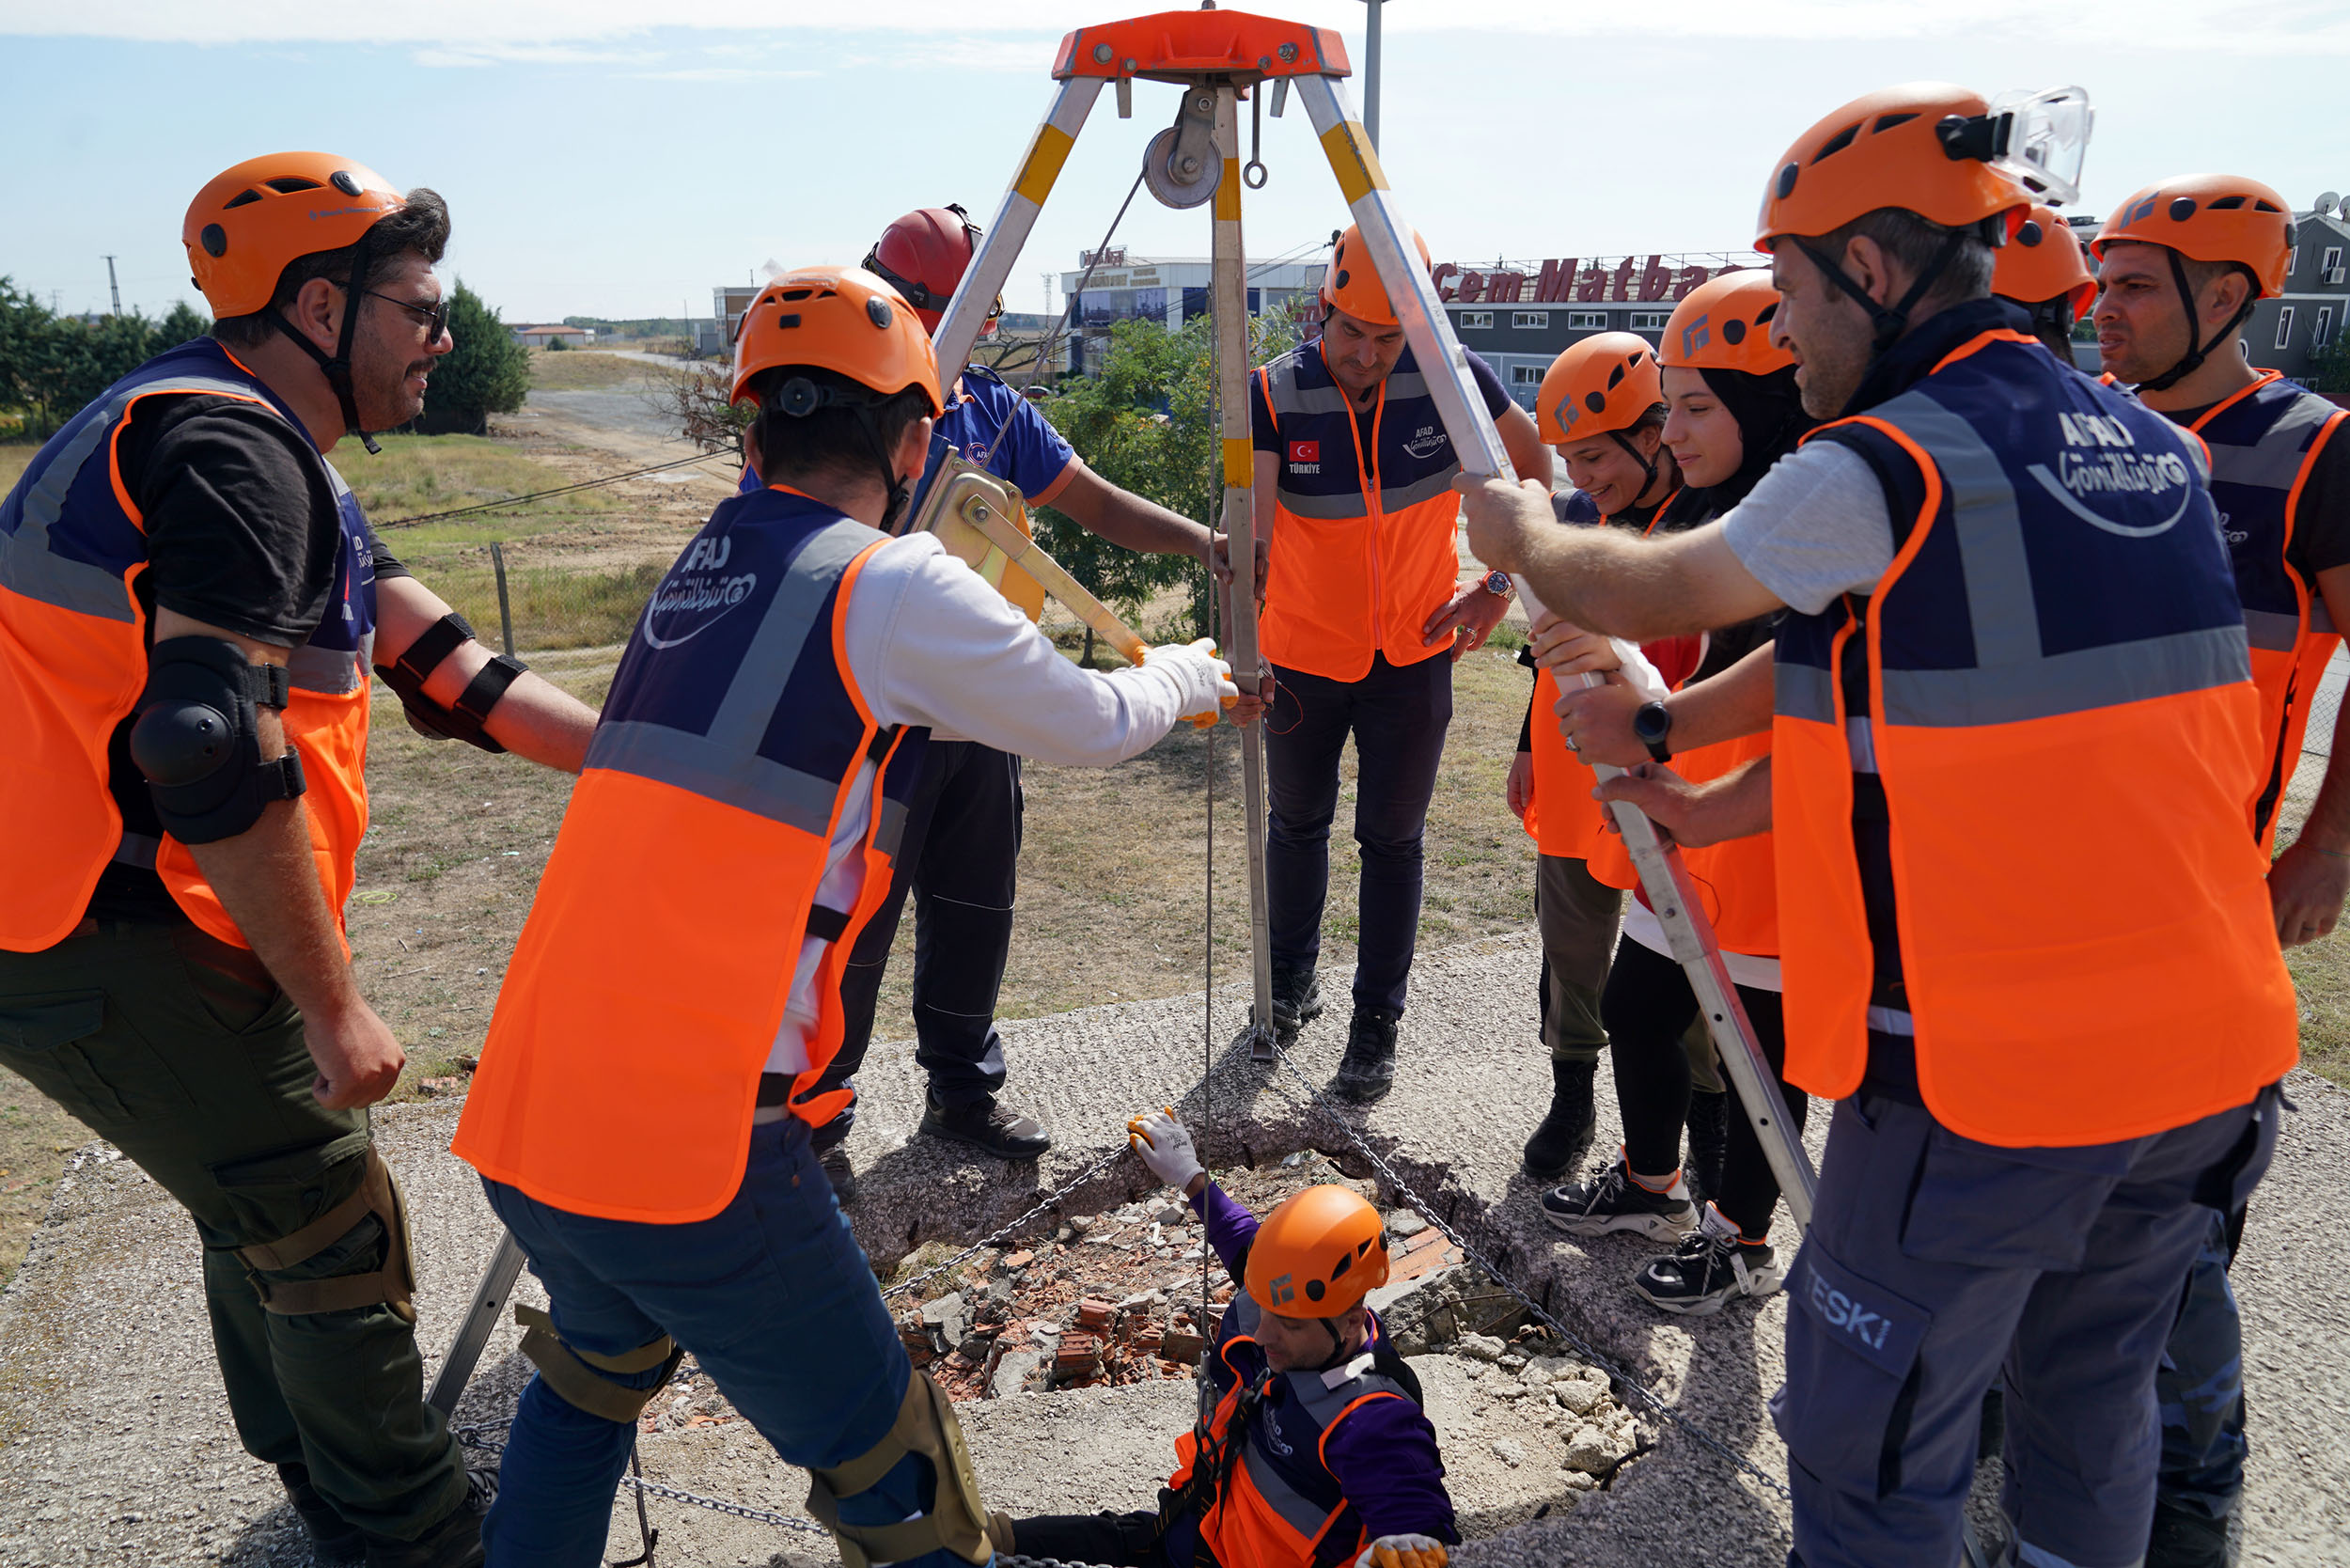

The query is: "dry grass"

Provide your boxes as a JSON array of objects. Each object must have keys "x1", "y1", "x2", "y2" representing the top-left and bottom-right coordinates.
[
  {"x1": 0, "y1": 444, "x2": 35, "y2": 495},
  {"x1": 526, "y1": 349, "x2": 671, "y2": 392},
  {"x1": 349, "y1": 432, "x2": 624, "y2": 532}
]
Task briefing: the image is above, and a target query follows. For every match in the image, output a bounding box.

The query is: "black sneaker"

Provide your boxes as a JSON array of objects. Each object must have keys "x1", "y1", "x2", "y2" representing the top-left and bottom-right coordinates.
[
  {"x1": 2145, "y1": 1495, "x2": 2230, "y2": 1568},
  {"x1": 1271, "y1": 962, "x2": 1324, "y2": 1038},
  {"x1": 820, "y1": 1145, "x2": 859, "y2": 1204},
  {"x1": 1684, "y1": 1089, "x2": 1731, "y2": 1208},
  {"x1": 1522, "y1": 1058, "x2": 1597, "y2": 1180},
  {"x1": 279, "y1": 1464, "x2": 364, "y2": 1567},
  {"x1": 920, "y1": 1090, "x2": 1052, "y2": 1158},
  {"x1": 362, "y1": 1467, "x2": 495, "y2": 1568},
  {"x1": 1540, "y1": 1152, "x2": 1697, "y2": 1239},
  {"x1": 1632, "y1": 1203, "x2": 1781, "y2": 1316},
  {"x1": 1330, "y1": 1007, "x2": 1399, "y2": 1103}
]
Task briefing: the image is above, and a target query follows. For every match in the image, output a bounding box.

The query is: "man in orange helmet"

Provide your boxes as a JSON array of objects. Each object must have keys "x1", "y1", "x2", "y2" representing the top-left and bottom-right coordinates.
[
  {"x1": 1993, "y1": 202, "x2": 2099, "y2": 363},
  {"x1": 764, "y1": 205, "x2": 1242, "y2": 1187},
  {"x1": 2092, "y1": 171, "x2": 2350, "y2": 1568},
  {"x1": 452, "y1": 265, "x2": 1237, "y2": 1568},
  {"x1": 992, "y1": 1108, "x2": 1455, "y2": 1568},
  {"x1": 1252, "y1": 224, "x2": 1553, "y2": 1103},
  {"x1": 0, "y1": 155, "x2": 604, "y2": 1567},
  {"x1": 1455, "y1": 84, "x2": 2290, "y2": 1566}
]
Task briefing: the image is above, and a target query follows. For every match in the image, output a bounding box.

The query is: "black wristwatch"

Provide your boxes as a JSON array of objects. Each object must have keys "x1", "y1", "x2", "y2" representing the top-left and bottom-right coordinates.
[
  {"x1": 1632, "y1": 700, "x2": 1673, "y2": 763},
  {"x1": 1480, "y1": 570, "x2": 1513, "y2": 600}
]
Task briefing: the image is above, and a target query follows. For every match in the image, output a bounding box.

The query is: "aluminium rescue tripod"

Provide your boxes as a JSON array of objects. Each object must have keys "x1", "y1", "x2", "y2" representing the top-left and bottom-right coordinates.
[{"x1": 928, "y1": 7, "x2": 1816, "y2": 1222}]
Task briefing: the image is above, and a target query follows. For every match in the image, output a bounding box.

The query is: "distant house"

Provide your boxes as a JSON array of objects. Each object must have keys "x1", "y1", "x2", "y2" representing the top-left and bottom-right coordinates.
[{"x1": 510, "y1": 323, "x2": 595, "y2": 348}]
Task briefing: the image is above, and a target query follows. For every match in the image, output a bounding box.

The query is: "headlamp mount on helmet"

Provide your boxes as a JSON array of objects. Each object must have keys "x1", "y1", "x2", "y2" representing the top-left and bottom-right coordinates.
[{"x1": 765, "y1": 372, "x2": 919, "y2": 532}]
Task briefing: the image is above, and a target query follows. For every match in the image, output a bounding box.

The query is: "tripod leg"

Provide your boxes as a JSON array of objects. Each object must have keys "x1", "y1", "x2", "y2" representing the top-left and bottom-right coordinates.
[{"x1": 427, "y1": 1229, "x2": 530, "y2": 1418}]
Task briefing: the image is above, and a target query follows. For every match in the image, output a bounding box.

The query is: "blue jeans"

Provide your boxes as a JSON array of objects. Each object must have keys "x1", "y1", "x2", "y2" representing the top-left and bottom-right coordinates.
[
  {"x1": 1773, "y1": 1087, "x2": 2279, "y2": 1568},
  {"x1": 1265, "y1": 652, "x2": 1453, "y2": 1015},
  {"x1": 479, "y1": 1117, "x2": 974, "y2": 1568}
]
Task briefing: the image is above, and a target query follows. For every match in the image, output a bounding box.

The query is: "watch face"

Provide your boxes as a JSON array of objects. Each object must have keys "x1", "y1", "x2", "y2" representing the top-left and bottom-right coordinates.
[
  {"x1": 1484, "y1": 571, "x2": 1512, "y2": 595},
  {"x1": 1634, "y1": 704, "x2": 1669, "y2": 742}
]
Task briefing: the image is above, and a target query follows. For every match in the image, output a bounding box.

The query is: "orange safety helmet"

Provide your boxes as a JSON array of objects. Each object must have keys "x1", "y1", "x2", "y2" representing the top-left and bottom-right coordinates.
[
  {"x1": 1535, "y1": 333, "x2": 1662, "y2": 446},
  {"x1": 1661, "y1": 271, "x2": 1794, "y2": 377},
  {"x1": 183, "y1": 152, "x2": 406, "y2": 319},
  {"x1": 2092, "y1": 174, "x2": 2294, "y2": 390},
  {"x1": 1996, "y1": 204, "x2": 2097, "y2": 316},
  {"x1": 729, "y1": 266, "x2": 946, "y2": 416},
  {"x1": 863, "y1": 205, "x2": 1002, "y2": 336},
  {"x1": 1246, "y1": 1184, "x2": 1389, "y2": 1318},
  {"x1": 1322, "y1": 224, "x2": 1434, "y2": 329},
  {"x1": 1755, "y1": 84, "x2": 2029, "y2": 353}
]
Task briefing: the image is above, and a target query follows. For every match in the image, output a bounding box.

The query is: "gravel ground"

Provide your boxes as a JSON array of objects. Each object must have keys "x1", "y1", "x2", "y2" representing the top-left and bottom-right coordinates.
[{"x1": 1, "y1": 932, "x2": 2343, "y2": 1565}]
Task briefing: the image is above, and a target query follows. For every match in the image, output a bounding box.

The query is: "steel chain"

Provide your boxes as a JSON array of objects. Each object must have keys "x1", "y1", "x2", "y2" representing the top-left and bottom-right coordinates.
[{"x1": 1261, "y1": 1036, "x2": 1794, "y2": 1501}]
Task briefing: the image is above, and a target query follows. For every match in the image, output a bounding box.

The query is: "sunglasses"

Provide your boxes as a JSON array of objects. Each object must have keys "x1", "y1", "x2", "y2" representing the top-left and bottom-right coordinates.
[{"x1": 363, "y1": 289, "x2": 452, "y2": 340}]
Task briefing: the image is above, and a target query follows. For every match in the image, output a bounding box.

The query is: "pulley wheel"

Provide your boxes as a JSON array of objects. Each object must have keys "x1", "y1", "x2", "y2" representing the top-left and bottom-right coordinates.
[{"x1": 1142, "y1": 124, "x2": 1222, "y2": 211}]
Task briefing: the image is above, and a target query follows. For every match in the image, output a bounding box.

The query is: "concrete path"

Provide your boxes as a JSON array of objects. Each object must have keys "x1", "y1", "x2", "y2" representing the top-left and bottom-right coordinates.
[{"x1": 2, "y1": 933, "x2": 2343, "y2": 1565}]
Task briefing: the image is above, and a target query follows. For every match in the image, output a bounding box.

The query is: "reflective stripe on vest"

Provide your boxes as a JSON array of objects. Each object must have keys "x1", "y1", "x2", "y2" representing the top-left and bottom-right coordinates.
[
  {"x1": 1173, "y1": 1315, "x2": 1415, "y2": 1568},
  {"x1": 453, "y1": 491, "x2": 928, "y2": 1223},
  {"x1": 2186, "y1": 371, "x2": 2349, "y2": 851},
  {"x1": 1257, "y1": 344, "x2": 1464, "y2": 683},
  {"x1": 1770, "y1": 331, "x2": 2296, "y2": 1147},
  {"x1": 0, "y1": 338, "x2": 376, "y2": 953}
]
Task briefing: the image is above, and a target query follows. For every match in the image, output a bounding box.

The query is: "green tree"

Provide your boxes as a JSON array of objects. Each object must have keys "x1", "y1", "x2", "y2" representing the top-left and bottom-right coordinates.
[
  {"x1": 2305, "y1": 330, "x2": 2350, "y2": 396},
  {"x1": 1033, "y1": 302, "x2": 1306, "y2": 645},
  {"x1": 0, "y1": 284, "x2": 163, "y2": 438},
  {"x1": 157, "y1": 300, "x2": 212, "y2": 347},
  {"x1": 419, "y1": 280, "x2": 531, "y2": 434}
]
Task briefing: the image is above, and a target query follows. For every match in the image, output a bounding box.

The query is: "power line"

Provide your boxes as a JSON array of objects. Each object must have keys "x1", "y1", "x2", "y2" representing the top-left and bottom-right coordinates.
[{"x1": 374, "y1": 450, "x2": 729, "y2": 528}]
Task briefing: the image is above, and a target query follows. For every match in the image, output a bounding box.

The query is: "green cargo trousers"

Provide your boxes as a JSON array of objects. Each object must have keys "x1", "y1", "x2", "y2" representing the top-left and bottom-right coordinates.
[{"x1": 0, "y1": 917, "x2": 466, "y2": 1542}]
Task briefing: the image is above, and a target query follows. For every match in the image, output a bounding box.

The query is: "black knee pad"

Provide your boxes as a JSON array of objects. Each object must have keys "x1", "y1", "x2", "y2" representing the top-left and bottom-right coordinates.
[{"x1": 130, "y1": 637, "x2": 305, "y2": 843}]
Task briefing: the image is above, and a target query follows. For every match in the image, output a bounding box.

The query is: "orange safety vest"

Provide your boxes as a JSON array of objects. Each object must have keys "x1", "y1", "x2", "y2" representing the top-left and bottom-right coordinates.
[
  {"x1": 1256, "y1": 341, "x2": 1467, "y2": 683},
  {"x1": 1166, "y1": 1291, "x2": 1423, "y2": 1568},
  {"x1": 0, "y1": 338, "x2": 376, "y2": 954},
  {"x1": 1772, "y1": 330, "x2": 2296, "y2": 1148},
  {"x1": 1522, "y1": 489, "x2": 1614, "y2": 862},
  {"x1": 1582, "y1": 504, "x2": 1780, "y2": 957},
  {"x1": 453, "y1": 488, "x2": 927, "y2": 1223},
  {"x1": 2182, "y1": 370, "x2": 2349, "y2": 851}
]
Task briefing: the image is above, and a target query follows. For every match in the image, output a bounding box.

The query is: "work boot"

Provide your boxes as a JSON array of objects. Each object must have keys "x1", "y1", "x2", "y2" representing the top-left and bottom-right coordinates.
[
  {"x1": 1522, "y1": 1058, "x2": 1598, "y2": 1181},
  {"x1": 362, "y1": 1468, "x2": 495, "y2": 1568},
  {"x1": 279, "y1": 1464, "x2": 364, "y2": 1567},
  {"x1": 2145, "y1": 1497, "x2": 2231, "y2": 1568},
  {"x1": 920, "y1": 1090, "x2": 1052, "y2": 1158},
  {"x1": 1330, "y1": 1007, "x2": 1400, "y2": 1104},
  {"x1": 820, "y1": 1144, "x2": 859, "y2": 1204},
  {"x1": 1271, "y1": 962, "x2": 1324, "y2": 1038},
  {"x1": 1684, "y1": 1089, "x2": 1731, "y2": 1208}
]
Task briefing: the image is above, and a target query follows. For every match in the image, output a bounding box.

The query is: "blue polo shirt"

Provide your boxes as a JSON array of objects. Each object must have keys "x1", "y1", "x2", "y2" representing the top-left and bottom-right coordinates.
[{"x1": 737, "y1": 364, "x2": 1076, "y2": 512}]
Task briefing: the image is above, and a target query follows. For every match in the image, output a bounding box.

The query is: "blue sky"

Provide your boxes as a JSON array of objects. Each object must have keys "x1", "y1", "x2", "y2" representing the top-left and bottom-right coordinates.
[{"x1": 4, "y1": 3, "x2": 2347, "y2": 323}]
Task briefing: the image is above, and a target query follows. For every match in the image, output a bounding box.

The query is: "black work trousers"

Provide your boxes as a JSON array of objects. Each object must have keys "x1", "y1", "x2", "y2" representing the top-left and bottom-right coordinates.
[
  {"x1": 1601, "y1": 936, "x2": 1808, "y2": 1243},
  {"x1": 817, "y1": 740, "x2": 1021, "y2": 1142}
]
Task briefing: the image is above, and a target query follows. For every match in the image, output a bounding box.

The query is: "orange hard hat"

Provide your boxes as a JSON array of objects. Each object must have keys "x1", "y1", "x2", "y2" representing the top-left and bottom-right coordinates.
[
  {"x1": 1536, "y1": 334, "x2": 1662, "y2": 446},
  {"x1": 1661, "y1": 272, "x2": 1794, "y2": 377},
  {"x1": 1994, "y1": 205, "x2": 2096, "y2": 317},
  {"x1": 1246, "y1": 1184, "x2": 1389, "y2": 1319},
  {"x1": 2091, "y1": 174, "x2": 2294, "y2": 300},
  {"x1": 729, "y1": 266, "x2": 945, "y2": 416},
  {"x1": 864, "y1": 205, "x2": 1000, "y2": 335},
  {"x1": 182, "y1": 153, "x2": 406, "y2": 319},
  {"x1": 1322, "y1": 224, "x2": 1434, "y2": 328},
  {"x1": 1755, "y1": 83, "x2": 2029, "y2": 251}
]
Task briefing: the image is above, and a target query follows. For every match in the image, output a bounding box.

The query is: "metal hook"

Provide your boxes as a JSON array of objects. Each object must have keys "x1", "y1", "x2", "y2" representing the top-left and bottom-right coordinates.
[{"x1": 1244, "y1": 85, "x2": 1269, "y2": 189}]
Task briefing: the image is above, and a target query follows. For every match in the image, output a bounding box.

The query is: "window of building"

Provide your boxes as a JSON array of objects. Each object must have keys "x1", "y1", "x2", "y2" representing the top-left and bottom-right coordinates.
[
  {"x1": 1459, "y1": 310, "x2": 1494, "y2": 330},
  {"x1": 1512, "y1": 311, "x2": 1549, "y2": 330},
  {"x1": 2325, "y1": 246, "x2": 2345, "y2": 281},
  {"x1": 2276, "y1": 306, "x2": 2295, "y2": 351},
  {"x1": 1567, "y1": 311, "x2": 1606, "y2": 329},
  {"x1": 1629, "y1": 311, "x2": 1669, "y2": 330},
  {"x1": 2317, "y1": 306, "x2": 2336, "y2": 349},
  {"x1": 1511, "y1": 363, "x2": 1544, "y2": 384}
]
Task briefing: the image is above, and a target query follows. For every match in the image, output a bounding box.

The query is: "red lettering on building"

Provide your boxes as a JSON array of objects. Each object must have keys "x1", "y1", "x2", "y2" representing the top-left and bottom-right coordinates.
[
  {"x1": 1610, "y1": 258, "x2": 1637, "y2": 300},
  {"x1": 1637, "y1": 255, "x2": 1673, "y2": 301},
  {"x1": 1534, "y1": 259, "x2": 1577, "y2": 303},
  {"x1": 1432, "y1": 262, "x2": 1459, "y2": 302},
  {"x1": 1487, "y1": 271, "x2": 1525, "y2": 304},
  {"x1": 1671, "y1": 265, "x2": 1712, "y2": 300},
  {"x1": 1457, "y1": 270, "x2": 1486, "y2": 304}
]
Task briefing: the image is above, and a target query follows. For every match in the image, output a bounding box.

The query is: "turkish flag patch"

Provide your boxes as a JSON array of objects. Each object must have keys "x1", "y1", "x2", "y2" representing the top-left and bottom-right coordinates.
[{"x1": 1288, "y1": 439, "x2": 1320, "y2": 463}]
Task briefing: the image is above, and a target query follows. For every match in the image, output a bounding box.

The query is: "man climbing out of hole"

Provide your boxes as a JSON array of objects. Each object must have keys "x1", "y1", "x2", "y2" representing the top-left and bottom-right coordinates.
[{"x1": 991, "y1": 1108, "x2": 1456, "y2": 1568}]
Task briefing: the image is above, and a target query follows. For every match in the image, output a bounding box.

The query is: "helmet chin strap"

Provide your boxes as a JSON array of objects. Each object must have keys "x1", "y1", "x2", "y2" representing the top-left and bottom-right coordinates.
[
  {"x1": 267, "y1": 232, "x2": 381, "y2": 455},
  {"x1": 1794, "y1": 228, "x2": 1971, "y2": 358},
  {"x1": 1607, "y1": 427, "x2": 1663, "y2": 509},
  {"x1": 2134, "y1": 248, "x2": 2255, "y2": 394}
]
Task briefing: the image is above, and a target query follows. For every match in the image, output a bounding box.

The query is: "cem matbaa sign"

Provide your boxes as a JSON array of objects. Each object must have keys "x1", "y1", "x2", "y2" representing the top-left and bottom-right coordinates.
[{"x1": 1433, "y1": 253, "x2": 1754, "y2": 306}]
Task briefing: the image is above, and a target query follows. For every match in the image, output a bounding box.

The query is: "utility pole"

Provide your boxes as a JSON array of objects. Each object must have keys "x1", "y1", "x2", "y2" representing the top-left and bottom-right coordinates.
[
  {"x1": 102, "y1": 256, "x2": 121, "y2": 317},
  {"x1": 1362, "y1": 0, "x2": 1385, "y2": 150}
]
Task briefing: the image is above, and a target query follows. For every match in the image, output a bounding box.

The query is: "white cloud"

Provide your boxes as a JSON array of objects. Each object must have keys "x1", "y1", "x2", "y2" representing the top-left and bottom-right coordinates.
[{"x1": 10, "y1": 0, "x2": 2345, "y2": 54}]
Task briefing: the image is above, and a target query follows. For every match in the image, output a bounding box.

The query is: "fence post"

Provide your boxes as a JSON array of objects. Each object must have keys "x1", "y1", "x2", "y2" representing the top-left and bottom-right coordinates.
[{"x1": 489, "y1": 542, "x2": 516, "y2": 657}]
